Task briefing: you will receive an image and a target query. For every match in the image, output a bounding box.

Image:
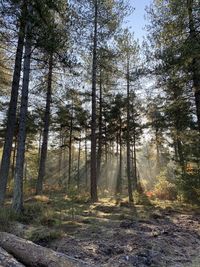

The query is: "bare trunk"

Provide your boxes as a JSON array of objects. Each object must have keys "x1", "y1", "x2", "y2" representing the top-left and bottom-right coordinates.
[
  {"x1": 11, "y1": 136, "x2": 17, "y2": 180},
  {"x1": 90, "y1": 0, "x2": 98, "y2": 202},
  {"x1": 116, "y1": 117, "x2": 122, "y2": 194},
  {"x1": 133, "y1": 128, "x2": 137, "y2": 188},
  {"x1": 97, "y1": 71, "x2": 102, "y2": 182},
  {"x1": 12, "y1": 10, "x2": 32, "y2": 213},
  {"x1": 59, "y1": 129, "x2": 63, "y2": 183},
  {"x1": 77, "y1": 139, "x2": 81, "y2": 191},
  {"x1": 155, "y1": 129, "x2": 160, "y2": 171},
  {"x1": 126, "y1": 58, "x2": 133, "y2": 203},
  {"x1": 68, "y1": 104, "x2": 73, "y2": 188},
  {"x1": 0, "y1": 8, "x2": 25, "y2": 205},
  {"x1": 38, "y1": 129, "x2": 42, "y2": 166},
  {"x1": 85, "y1": 129, "x2": 88, "y2": 188},
  {"x1": 36, "y1": 54, "x2": 53, "y2": 195}
]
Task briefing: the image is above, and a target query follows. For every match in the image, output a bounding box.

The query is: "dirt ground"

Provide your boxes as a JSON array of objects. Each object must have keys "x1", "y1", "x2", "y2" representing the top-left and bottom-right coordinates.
[
  {"x1": 47, "y1": 199, "x2": 200, "y2": 267},
  {"x1": 8, "y1": 196, "x2": 200, "y2": 267}
]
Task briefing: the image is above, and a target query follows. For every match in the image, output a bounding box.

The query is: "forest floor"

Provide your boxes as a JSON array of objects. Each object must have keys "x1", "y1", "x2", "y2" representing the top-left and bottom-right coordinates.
[{"x1": 2, "y1": 192, "x2": 200, "y2": 267}]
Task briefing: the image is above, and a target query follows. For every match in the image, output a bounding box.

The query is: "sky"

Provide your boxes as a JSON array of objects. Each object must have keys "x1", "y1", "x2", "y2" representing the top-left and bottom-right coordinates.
[{"x1": 126, "y1": 0, "x2": 153, "y2": 43}]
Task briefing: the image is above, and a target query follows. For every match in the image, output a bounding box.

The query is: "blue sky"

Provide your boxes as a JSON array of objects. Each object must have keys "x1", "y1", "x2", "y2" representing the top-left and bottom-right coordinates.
[{"x1": 126, "y1": 0, "x2": 152, "y2": 43}]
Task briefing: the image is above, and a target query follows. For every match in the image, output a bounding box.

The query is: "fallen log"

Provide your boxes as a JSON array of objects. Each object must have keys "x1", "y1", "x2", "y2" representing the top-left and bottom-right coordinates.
[
  {"x1": 0, "y1": 247, "x2": 25, "y2": 267},
  {"x1": 0, "y1": 232, "x2": 92, "y2": 267}
]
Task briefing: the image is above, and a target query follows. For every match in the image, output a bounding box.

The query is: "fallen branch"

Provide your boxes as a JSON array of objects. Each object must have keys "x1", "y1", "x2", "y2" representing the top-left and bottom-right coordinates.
[
  {"x1": 0, "y1": 247, "x2": 25, "y2": 267},
  {"x1": 0, "y1": 232, "x2": 92, "y2": 267}
]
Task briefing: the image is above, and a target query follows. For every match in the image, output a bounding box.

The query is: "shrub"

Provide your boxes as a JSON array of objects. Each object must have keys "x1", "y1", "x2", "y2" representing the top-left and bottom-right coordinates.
[
  {"x1": 153, "y1": 179, "x2": 177, "y2": 200},
  {"x1": 152, "y1": 170, "x2": 177, "y2": 201},
  {"x1": 177, "y1": 171, "x2": 200, "y2": 204}
]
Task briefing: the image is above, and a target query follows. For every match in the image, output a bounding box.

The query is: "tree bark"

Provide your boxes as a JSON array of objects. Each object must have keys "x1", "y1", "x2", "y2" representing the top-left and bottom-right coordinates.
[
  {"x1": 133, "y1": 127, "x2": 137, "y2": 188},
  {"x1": 126, "y1": 57, "x2": 133, "y2": 203},
  {"x1": 0, "y1": 7, "x2": 26, "y2": 205},
  {"x1": 11, "y1": 136, "x2": 17, "y2": 180},
  {"x1": 90, "y1": 0, "x2": 98, "y2": 202},
  {"x1": 116, "y1": 117, "x2": 122, "y2": 194},
  {"x1": 0, "y1": 247, "x2": 25, "y2": 267},
  {"x1": 77, "y1": 139, "x2": 81, "y2": 191},
  {"x1": 68, "y1": 102, "x2": 73, "y2": 188},
  {"x1": 12, "y1": 9, "x2": 32, "y2": 213},
  {"x1": 97, "y1": 70, "x2": 102, "y2": 182},
  {"x1": 36, "y1": 53, "x2": 53, "y2": 195},
  {"x1": 85, "y1": 129, "x2": 88, "y2": 188},
  {"x1": 0, "y1": 232, "x2": 91, "y2": 267}
]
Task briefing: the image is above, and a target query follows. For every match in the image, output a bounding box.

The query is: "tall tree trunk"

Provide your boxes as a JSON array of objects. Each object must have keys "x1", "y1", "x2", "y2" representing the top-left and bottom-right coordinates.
[
  {"x1": 187, "y1": 0, "x2": 200, "y2": 132},
  {"x1": 90, "y1": 0, "x2": 98, "y2": 202},
  {"x1": 155, "y1": 128, "x2": 160, "y2": 171},
  {"x1": 58, "y1": 129, "x2": 63, "y2": 184},
  {"x1": 85, "y1": 128, "x2": 88, "y2": 188},
  {"x1": 116, "y1": 117, "x2": 122, "y2": 194},
  {"x1": 12, "y1": 12, "x2": 32, "y2": 213},
  {"x1": 126, "y1": 57, "x2": 133, "y2": 203},
  {"x1": 0, "y1": 8, "x2": 26, "y2": 205},
  {"x1": 38, "y1": 129, "x2": 42, "y2": 166},
  {"x1": 68, "y1": 103, "x2": 73, "y2": 188},
  {"x1": 77, "y1": 138, "x2": 81, "y2": 191},
  {"x1": 11, "y1": 136, "x2": 17, "y2": 180},
  {"x1": 176, "y1": 133, "x2": 186, "y2": 174},
  {"x1": 133, "y1": 127, "x2": 137, "y2": 188},
  {"x1": 97, "y1": 70, "x2": 102, "y2": 182},
  {"x1": 36, "y1": 54, "x2": 53, "y2": 195}
]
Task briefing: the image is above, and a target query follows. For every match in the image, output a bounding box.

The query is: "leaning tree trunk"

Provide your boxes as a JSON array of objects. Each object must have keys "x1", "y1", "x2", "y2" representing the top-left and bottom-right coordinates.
[
  {"x1": 0, "y1": 7, "x2": 26, "y2": 206},
  {"x1": 90, "y1": 0, "x2": 98, "y2": 202},
  {"x1": 126, "y1": 57, "x2": 133, "y2": 203},
  {"x1": 12, "y1": 11, "x2": 32, "y2": 213},
  {"x1": 36, "y1": 54, "x2": 53, "y2": 195}
]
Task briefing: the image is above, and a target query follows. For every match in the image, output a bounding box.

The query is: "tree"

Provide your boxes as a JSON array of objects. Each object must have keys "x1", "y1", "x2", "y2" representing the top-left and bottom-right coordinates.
[
  {"x1": 12, "y1": 4, "x2": 33, "y2": 212},
  {"x1": 117, "y1": 30, "x2": 139, "y2": 202},
  {"x1": 0, "y1": 1, "x2": 26, "y2": 205}
]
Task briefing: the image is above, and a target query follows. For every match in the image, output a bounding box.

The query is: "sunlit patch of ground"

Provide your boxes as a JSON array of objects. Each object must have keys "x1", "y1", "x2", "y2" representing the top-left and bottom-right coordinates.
[{"x1": 3, "y1": 193, "x2": 200, "y2": 267}]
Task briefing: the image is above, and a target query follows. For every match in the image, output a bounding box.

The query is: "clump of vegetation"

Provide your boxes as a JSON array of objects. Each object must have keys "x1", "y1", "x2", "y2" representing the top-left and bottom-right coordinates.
[
  {"x1": 19, "y1": 203, "x2": 45, "y2": 224},
  {"x1": 27, "y1": 227, "x2": 63, "y2": 245},
  {"x1": 0, "y1": 208, "x2": 19, "y2": 231},
  {"x1": 133, "y1": 191, "x2": 152, "y2": 205},
  {"x1": 153, "y1": 171, "x2": 177, "y2": 201},
  {"x1": 177, "y1": 171, "x2": 200, "y2": 204}
]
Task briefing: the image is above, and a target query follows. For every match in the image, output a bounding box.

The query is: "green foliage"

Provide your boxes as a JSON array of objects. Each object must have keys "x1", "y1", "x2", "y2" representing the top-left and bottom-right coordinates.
[
  {"x1": 133, "y1": 191, "x2": 152, "y2": 206},
  {"x1": 177, "y1": 171, "x2": 200, "y2": 204},
  {"x1": 153, "y1": 171, "x2": 177, "y2": 200}
]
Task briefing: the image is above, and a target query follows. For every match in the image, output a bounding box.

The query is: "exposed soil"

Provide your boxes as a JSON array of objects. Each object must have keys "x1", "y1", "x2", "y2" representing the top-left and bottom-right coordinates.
[
  {"x1": 47, "y1": 201, "x2": 200, "y2": 267},
  {"x1": 7, "y1": 197, "x2": 200, "y2": 267}
]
